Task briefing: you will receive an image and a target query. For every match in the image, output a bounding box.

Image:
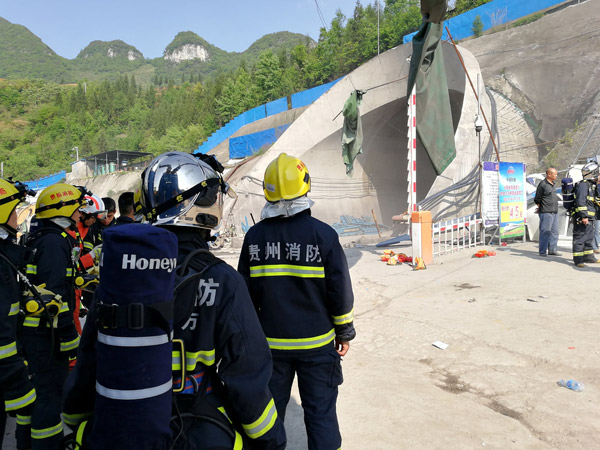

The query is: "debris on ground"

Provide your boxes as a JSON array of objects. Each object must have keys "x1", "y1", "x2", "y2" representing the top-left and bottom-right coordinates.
[
  {"x1": 432, "y1": 341, "x2": 449, "y2": 350},
  {"x1": 379, "y1": 250, "x2": 412, "y2": 265},
  {"x1": 413, "y1": 257, "x2": 426, "y2": 270},
  {"x1": 473, "y1": 249, "x2": 496, "y2": 258}
]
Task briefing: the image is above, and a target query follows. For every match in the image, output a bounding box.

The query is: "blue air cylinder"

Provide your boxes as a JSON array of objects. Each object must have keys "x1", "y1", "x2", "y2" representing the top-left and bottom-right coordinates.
[{"x1": 92, "y1": 223, "x2": 178, "y2": 450}]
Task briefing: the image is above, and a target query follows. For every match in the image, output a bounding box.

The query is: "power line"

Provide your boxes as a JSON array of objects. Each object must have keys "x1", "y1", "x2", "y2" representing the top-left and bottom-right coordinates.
[{"x1": 314, "y1": 0, "x2": 328, "y2": 31}]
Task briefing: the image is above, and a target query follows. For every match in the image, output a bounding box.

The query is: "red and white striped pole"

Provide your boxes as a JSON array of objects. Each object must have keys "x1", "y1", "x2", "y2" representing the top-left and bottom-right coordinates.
[{"x1": 407, "y1": 85, "x2": 417, "y2": 215}]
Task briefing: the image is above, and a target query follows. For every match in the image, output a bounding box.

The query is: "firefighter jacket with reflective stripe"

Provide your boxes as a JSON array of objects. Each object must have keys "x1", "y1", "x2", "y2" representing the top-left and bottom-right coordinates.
[
  {"x1": 238, "y1": 209, "x2": 356, "y2": 353},
  {"x1": 173, "y1": 230, "x2": 286, "y2": 448},
  {"x1": 23, "y1": 223, "x2": 80, "y2": 352},
  {"x1": 574, "y1": 180, "x2": 598, "y2": 220},
  {"x1": 66, "y1": 222, "x2": 94, "y2": 271},
  {"x1": 0, "y1": 239, "x2": 37, "y2": 412}
]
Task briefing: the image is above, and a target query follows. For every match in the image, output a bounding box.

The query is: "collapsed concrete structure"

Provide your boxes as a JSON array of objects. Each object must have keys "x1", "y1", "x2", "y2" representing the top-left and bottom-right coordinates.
[{"x1": 223, "y1": 42, "x2": 533, "y2": 232}]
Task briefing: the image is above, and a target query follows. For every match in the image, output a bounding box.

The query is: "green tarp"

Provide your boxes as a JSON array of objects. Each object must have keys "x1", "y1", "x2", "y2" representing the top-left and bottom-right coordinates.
[
  {"x1": 407, "y1": 1, "x2": 456, "y2": 176},
  {"x1": 341, "y1": 90, "x2": 364, "y2": 175}
]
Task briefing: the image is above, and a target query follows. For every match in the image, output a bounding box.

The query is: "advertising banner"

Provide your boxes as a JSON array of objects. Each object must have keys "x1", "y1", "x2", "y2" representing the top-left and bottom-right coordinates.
[
  {"x1": 498, "y1": 162, "x2": 526, "y2": 238},
  {"x1": 482, "y1": 162, "x2": 499, "y2": 227}
]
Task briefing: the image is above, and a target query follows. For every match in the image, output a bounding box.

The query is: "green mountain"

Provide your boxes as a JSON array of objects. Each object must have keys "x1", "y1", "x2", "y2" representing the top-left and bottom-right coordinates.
[
  {"x1": 0, "y1": 17, "x2": 70, "y2": 81},
  {"x1": 0, "y1": 17, "x2": 314, "y2": 84}
]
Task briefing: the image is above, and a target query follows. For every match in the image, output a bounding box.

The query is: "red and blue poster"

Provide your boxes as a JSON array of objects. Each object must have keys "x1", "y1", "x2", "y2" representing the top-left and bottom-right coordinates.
[{"x1": 499, "y1": 162, "x2": 526, "y2": 238}]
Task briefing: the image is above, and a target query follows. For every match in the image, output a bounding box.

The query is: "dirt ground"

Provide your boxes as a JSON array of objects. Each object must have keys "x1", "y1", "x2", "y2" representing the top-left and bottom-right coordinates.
[{"x1": 3, "y1": 237, "x2": 599, "y2": 449}]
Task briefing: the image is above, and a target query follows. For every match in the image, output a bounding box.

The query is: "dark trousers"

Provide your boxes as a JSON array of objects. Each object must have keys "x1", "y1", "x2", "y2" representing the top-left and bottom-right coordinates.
[
  {"x1": 1, "y1": 404, "x2": 5, "y2": 449},
  {"x1": 573, "y1": 221, "x2": 596, "y2": 264},
  {"x1": 269, "y1": 346, "x2": 343, "y2": 450},
  {"x1": 17, "y1": 329, "x2": 69, "y2": 450}
]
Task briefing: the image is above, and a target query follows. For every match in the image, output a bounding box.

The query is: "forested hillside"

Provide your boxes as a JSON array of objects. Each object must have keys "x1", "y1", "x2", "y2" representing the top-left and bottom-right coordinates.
[{"x1": 0, "y1": 0, "x2": 489, "y2": 181}]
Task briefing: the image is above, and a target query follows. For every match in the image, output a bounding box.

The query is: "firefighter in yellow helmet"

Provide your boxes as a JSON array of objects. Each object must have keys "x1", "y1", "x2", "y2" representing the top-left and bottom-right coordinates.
[
  {"x1": 238, "y1": 153, "x2": 356, "y2": 450},
  {"x1": 17, "y1": 182, "x2": 84, "y2": 450},
  {"x1": 0, "y1": 179, "x2": 37, "y2": 449}
]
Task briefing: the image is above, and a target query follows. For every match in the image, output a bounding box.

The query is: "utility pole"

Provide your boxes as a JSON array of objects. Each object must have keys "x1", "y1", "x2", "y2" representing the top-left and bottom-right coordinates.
[
  {"x1": 377, "y1": 0, "x2": 380, "y2": 55},
  {"x1": 73, "y1": 146, "x2": 79, "y2": 161}
]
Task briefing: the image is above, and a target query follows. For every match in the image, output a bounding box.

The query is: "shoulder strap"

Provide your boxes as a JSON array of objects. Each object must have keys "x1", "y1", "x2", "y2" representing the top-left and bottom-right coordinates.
[{"x1": 173, "y1": 249, "x2": 224, "y2": 329}]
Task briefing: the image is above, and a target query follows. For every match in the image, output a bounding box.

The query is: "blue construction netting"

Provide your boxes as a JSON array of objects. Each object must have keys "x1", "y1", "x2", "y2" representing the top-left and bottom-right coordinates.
[
  {"x1": 24, "y1": 170, "x2": 66, "y2": 191},
  {"x1": 291, "y1": 78, "x2": 342, "y2": 109},
  {"x1": 266, "y1": 98, "x2": 288, "y2": 116},
  {"x1": 229, "y1": 125, "x2": 291, "y2": 159},
  {"x1": 195, "y1": 78, "x2": 342, "y2": 155},
  {"x1": 403, "y1": 0, "x2": 566, "y2": 44}
]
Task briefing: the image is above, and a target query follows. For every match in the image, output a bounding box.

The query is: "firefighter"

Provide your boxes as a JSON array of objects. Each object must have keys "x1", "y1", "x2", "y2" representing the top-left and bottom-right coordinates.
[
  {"x1": 141, "y1": 151, "x2": 286, "y2": 449},
  {"x1": 573, "y1": 161, "x2": 600, "y2": 267},
  {"x1": 18, "y1": 182, "x2": 83, "y2": 450},
  {"x1": 77, "y1": 193, "x2": 106, "y2": 258},
  {"x1": 238, "y1": 153, "x2": 356, "y2": 450},
  {"x1": 0, "y1": 179, "x2": 37, "y2": 449},
  {"x1": 114, "y1": 191, "x2": 136, "y2": 225},
  {"x1": 68, "y1": 192, "x2": 104, "y2": 328},
  {"x1": 89, "y1": 196, "x2": 116, "y2": 246}
]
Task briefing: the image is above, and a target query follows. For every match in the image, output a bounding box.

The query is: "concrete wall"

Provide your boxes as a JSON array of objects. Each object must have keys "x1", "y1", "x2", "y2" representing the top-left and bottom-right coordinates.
[{"x1": 227, "y1": 42, "x2": 475, "y2": 228}]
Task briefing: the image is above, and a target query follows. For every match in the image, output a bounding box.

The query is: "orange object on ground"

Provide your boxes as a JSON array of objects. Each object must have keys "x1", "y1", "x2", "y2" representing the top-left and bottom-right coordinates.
[{"x1": 411, "y1": 211, "x2": 433, "y2": 265}]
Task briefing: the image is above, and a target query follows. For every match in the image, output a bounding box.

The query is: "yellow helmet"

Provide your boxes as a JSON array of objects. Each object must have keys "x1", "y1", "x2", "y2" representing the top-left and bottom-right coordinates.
[
  {"x1": 263, "y1": 153, "x2": 311, "y2": 202},
  {"x1": 35, "y1": 183, "x2": 86, "y2": 220},
  {"x1": 1, "y1": 179, "x2": 35, "y2": 237}
]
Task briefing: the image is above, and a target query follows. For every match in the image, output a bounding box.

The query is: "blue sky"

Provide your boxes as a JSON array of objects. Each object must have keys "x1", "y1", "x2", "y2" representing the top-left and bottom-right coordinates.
[{"x1": 1, "y1": 0, "x2": 362, "y2": 59}]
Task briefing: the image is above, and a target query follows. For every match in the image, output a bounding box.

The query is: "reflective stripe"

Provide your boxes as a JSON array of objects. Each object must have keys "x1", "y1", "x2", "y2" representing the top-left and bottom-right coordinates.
[
  {"x1": 23, "y1": 317, "x2": 41, "y2": 327},
  {"x1": 575, "y1": 207, "x2": 588, "y2": 212},
  {"x1": 16, "y1": 414, "x2": 31, "y2": 425},
  {"x1": 31, "y1": 421, "x2": 63, "y2": 439},
  {"x1": 76, "y1": 420, "x2": 89, "y2": 449},
  {"x1": 26, "y1": 264, "x2": 37, "y2": 275},
  {"x1": 59, "y1": 303, "x2": 70, "y2": 313},
  {"x1": 242, "y1": 398, "x2": 278, "y2": 439},
  {"x1": 96, "y1": 379, "x2": 172, "y2": 400},
  {"x1": 249, "y1": 264, "x2": 325, "y2": 278},
  {"x1": 63, "y1": 412, "x2": 93, "y2": 426},
  {"x1": 180, "y1": 349, "x2": 216, "y2": 370},
  {"x1": 234, "y1": 430, "x2": 244, "y2": 450},
  {"x1": 66, "y1": 268, "x2": 74, "y2": 277},
  {"x1": 332, "y1": 308, "x2": 354, "y2": 326},
  {"x1": 573, "y1": 251, "x2": 584, "y2": 256},
  {"x1": 267, "y1": 329, "x2": 335, "y2": 350},
  {"x1": 584, "y1": 250, "x2": 595, "y2": 255},
  {"x1": 172, "y1": 351, "x2": 182, "y2": 371},
  {"x1": 5, "y1": 388, "x2": 36, "y2": 411},
  {"x1": 9, "y1": 301, "x2": 19, "y2": 316},
  {"x1": 60, "y1": 336, "x2": 80, "y2": 352},
  {"x1": 83, "y1": 241, "x2": 94, "y2": 250},
  {"x1": 98, "y1": 331, "x2": 170, "y2": 347},
  {"x1": 0, "y1": 341, "x2": 17, "y2": 359}
]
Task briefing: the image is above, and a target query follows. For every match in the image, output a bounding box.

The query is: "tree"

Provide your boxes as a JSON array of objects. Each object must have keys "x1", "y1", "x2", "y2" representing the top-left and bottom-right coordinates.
[
  {"x1": 254, "y1": 50, "x2": 284, "y2": 102},
  {"x1": 472, "y1": 15, "x2": 484, "y2": 37}
]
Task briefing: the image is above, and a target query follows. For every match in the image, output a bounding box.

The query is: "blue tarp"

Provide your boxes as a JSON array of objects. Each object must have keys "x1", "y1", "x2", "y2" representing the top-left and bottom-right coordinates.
[
  {"x1": 24, "y1": 170, "x2": 66, "y2": 191},
  {"x1": 195, "y1": 79, "x2": 341, "y2": 155},
  {"x1": 229, "y1": 125, "x2": 290, "y2": 159},
  {"x1": 291, "y1": 78, "x2": 342, "y2": 109},
  {"x1": 266, "y1": 98, "x2": 288, "y2": 116},
  {"x1": 403, "y1": 0, "x2": 566, "y2": 43}
]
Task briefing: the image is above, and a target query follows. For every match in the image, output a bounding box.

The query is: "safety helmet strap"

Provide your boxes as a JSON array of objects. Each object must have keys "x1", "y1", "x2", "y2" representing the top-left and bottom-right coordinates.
[{"x1": 144, "y1": 177, "x2": 223, "y2": 222}]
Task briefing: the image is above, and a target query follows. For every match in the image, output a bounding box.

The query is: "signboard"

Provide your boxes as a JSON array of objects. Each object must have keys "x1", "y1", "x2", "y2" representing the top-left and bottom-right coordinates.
[
  {"x1": 498, "y1": 162, "x2": 526, "y2": 238},
  {"x1": 482, "y1": 162, "x2": 499, "y2": 227}
]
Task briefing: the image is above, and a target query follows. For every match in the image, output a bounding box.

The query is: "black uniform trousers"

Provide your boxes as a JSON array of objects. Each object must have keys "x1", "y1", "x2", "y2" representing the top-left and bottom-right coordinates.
[
  {"x1": 572, "y1": 221, "x2": 596, "y2": 264},
  {"x1": 17, "y1": 328, "x2": 69, "y2": 450},
  {"x1": 269, "y1": 345, "x2": 343, "y2": 450}
]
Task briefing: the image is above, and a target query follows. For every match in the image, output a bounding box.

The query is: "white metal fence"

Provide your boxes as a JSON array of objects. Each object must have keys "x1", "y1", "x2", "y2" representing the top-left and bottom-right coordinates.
[{"x1": 432, "y1": 213, "x2": 484, "y2": 257}]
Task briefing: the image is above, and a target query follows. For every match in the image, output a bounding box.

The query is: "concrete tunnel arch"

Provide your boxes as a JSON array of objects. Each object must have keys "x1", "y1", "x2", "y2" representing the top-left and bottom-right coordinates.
[{"x1": 226, "y1": 42, "x2": 486, "y2": 231}]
